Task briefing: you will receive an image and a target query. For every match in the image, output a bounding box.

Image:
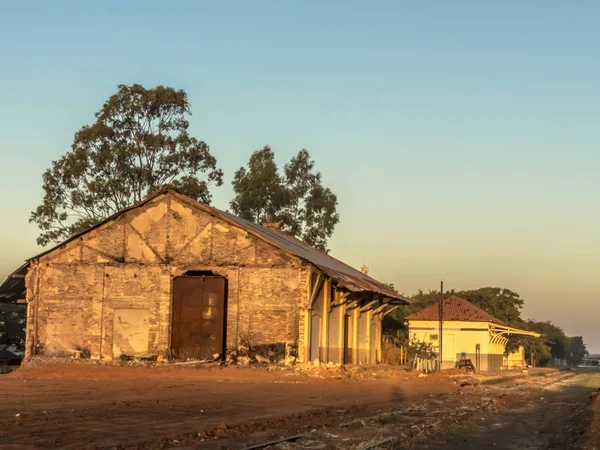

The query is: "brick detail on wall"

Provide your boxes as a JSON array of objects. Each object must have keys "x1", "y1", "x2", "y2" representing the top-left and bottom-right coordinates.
[
  {"x1": 249, "y1": 310, "x2": 290, "y2": 345},
  {"x1": 25, "y1": 193, "x2": 310, "y2": 361}
]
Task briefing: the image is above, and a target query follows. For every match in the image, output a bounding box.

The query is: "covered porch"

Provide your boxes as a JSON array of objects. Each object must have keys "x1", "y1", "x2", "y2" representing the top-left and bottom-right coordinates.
[
  {"x1": 489, "y1": 323, "x2": 541, "y2": 371},
  {"x1": 301, "y1": 267, "x2": 407, "y2": 365}
]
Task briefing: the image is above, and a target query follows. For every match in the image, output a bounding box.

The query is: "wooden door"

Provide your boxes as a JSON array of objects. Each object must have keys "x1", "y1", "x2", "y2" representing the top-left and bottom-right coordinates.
[{"x1": 171, "y1": 276, "x2": 226, "y2": 360}]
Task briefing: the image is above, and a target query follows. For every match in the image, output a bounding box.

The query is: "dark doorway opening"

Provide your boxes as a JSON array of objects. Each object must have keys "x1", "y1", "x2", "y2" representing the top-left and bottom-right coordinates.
[
  {"x1": 184, "y1": 270, "x2": 220, "y2": 277},
  {"x1": 171, "y1": 276, "x2": 227, "y2": 360}
]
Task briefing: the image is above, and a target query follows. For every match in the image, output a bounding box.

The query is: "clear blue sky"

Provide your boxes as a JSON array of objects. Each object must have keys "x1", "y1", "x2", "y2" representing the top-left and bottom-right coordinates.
[{"x1": 1, "y1": 1, "x2": 599, "y2": 352}]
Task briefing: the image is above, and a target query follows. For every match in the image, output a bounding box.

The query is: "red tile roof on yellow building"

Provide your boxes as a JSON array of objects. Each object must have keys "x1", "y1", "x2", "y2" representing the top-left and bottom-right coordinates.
[{"x1": 406, "y1": 295, "x2": 507, "y2": 326}]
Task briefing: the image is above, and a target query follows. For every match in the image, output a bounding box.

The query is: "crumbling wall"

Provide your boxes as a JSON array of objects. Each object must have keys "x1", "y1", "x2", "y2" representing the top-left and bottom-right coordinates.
[{"x1": 25, "y1": 192, "x2": 309, "y2": 362}]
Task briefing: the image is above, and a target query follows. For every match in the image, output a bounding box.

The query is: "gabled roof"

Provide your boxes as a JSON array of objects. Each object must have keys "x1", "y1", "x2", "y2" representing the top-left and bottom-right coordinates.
[
  {"x1": 0, "y1": 263, "x2": 27, "y2": 303},
  {"x1": 406, "y1": 295, "x2": 506, "y2": 325},
  {"x1": 29, "y1": 187, "x2": 407, "y2": 302}
]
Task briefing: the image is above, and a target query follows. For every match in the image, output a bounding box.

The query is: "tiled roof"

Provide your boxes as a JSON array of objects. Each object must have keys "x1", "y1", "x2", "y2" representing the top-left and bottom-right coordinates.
[{"x1": 406, "y1": 295, "x2": 506, "y2": 325}]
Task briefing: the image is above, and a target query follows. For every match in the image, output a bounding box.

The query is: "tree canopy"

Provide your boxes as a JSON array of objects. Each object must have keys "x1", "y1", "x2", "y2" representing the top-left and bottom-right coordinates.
[
  {"x1": 30, "y1": 84, "x2": 223, "y2": 246},
  {"x1": 229, "y1": 146, "x2": 288, "y2": 226},
  {"x1": 566, "y1": 336, "x2": 587, "y2": 366},
  {"x1": 230, "y1": 147, "x2": 339, "y2": 251}
]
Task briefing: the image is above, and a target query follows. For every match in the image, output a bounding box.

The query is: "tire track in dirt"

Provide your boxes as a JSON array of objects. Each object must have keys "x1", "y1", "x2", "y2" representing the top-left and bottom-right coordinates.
[{"x1": 415, "y1": 372, "x2": 600, "y2": 450}]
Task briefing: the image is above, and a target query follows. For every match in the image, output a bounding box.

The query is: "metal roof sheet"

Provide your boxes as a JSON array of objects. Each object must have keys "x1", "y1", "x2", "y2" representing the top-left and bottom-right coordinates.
[
  {"x1": 29, "y1": 188, "x2": 407, "y2": 302},
  {"x1": 215, "y1": 208, "x2": 405, "y2": 300}
]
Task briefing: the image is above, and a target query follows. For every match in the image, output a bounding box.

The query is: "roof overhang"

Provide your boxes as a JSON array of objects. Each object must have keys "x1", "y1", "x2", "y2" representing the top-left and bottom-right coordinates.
[
  {"x1": 317, "y1": 267, "x2": 408, "y2": 302},
  {"x1": 489, "y1": 323, "x2": 541, "y2": 338}
]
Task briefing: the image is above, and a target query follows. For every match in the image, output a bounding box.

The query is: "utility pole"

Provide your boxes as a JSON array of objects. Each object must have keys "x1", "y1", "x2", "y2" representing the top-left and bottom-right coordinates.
[{"x1": 438, "y1": 280, "x2": 443, "y2": 368}]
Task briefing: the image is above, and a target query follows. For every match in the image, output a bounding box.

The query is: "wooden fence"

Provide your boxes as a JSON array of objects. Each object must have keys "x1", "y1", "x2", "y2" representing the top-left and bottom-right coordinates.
[
  {"x1": 413, "y1": 356, "x2": 440, "y2": 373},
  {"x1": 381, "y1": 343, "x2": 439, "y2": 373}
]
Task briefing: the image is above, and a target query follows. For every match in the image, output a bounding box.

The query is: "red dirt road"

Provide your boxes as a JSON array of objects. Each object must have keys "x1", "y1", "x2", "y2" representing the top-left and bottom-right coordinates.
[{"x1": 0, "y1": 364, "x2": 457, "y2": 449}]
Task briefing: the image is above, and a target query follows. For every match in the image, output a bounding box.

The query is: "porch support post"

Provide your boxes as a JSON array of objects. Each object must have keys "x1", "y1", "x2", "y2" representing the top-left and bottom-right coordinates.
[
  {"x1": 352, "y1": 307, "x2": 359, "y2": 364},
  {"x1": 339, "y1": 296, "x2": 346, "y2": 363},
  {"x1": 321, "y1": 278, "x2": 331, "y2": 362},
  {"x1": 366, "y1": 308, "x2": 372, "y2": 364}
]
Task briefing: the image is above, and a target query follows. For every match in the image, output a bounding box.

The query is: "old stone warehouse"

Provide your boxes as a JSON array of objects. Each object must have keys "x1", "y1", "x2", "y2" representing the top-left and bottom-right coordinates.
[{"x1": 23, "y1": 187, "x2": 406, "y2": 364}]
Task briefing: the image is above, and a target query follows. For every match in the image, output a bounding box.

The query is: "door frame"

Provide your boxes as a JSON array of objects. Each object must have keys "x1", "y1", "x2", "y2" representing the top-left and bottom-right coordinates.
[{"x1": 169, "y1": 274, "x2": 228, "y2": 361}]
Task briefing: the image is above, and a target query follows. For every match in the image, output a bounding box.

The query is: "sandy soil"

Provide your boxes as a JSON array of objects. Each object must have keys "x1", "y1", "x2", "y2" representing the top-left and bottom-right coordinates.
[
  {"x1": 417, "y1": 372, "x2": 600, "y2": 450},
  {"x1": 580, "y1": 382, "x2": 600, "y2": 450},
  {"x1": 1, "y1": 364, "x2": 598, "y2": 450},
  {"x1": 0, "y1": 363, "x2": 455, "y2": 449}
]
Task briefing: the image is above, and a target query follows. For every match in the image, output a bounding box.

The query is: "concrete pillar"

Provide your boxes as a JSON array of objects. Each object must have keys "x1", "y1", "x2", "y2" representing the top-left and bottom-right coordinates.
[
  {"x1": 322, "y1": 279, "x2": 331, "y2": 362},
  {"x1": 303, "y1": 308, "x2": 311, "y2": 362},
  {"x1": 365, "y1": 309, "x2": 372, "y2": 364},
  {"x1": 339, "y1": 298, "x2": 346, "y2": 363},
  {"x1": 352, "y1": 307, "x2": 359, "y2": 364}
]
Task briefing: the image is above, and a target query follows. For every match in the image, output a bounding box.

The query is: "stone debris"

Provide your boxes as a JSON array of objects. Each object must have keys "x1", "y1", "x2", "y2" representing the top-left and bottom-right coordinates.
[
  {"x1": 206, "y1": 374, "x2": 568, "y2": 450},
  {"x1": 237, "y1": 356, "x2": 251, "y2": 368},
  {"x1": 255, "y1": 354, "x2": 270, "y2": 364}
]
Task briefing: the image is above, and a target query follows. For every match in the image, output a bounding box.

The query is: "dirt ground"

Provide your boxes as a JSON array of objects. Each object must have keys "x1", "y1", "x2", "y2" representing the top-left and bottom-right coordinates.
[
  {"x1": 417, "y1": 370, "x2": 600, "y2": 450},
  {"x1": 581, "y1": 388, "x2": 600, "y2": 450},
  {"x1": 0, "y1": 363, "x2": 598, "y2": 450}
]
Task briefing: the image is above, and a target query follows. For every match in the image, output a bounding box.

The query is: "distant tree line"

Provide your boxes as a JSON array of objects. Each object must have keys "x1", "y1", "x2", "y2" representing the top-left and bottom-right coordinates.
[{"x1": 384, "y1": 286, "x2": 588, "y2": 367}]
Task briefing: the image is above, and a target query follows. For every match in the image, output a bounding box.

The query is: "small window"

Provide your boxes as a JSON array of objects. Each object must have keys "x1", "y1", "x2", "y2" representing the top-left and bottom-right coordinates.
[{"x1": 430, "y1": 334, "x2": 439, "y2": 340}]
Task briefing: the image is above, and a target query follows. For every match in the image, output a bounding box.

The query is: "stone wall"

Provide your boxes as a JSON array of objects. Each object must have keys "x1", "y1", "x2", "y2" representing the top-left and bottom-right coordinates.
[{"x1": 25, "y1": 192, "x2": 310, "y2": 361}]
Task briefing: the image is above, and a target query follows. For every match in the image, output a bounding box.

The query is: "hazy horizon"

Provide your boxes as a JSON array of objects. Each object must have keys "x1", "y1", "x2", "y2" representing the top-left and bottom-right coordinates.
[{"x1": 1, "y1": 1, "x2": 598, "y2": 353}]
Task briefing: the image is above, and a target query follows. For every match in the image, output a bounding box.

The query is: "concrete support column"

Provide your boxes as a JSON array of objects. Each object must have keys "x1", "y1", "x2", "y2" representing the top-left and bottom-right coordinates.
[
  {"x1": 377, "y1": 314, "x2": 383, "y2": 364},
  {"x1": 352, "y1": 308, "x2": 359, "y2": 364},
  {"x1": 338, "y1": 299, "x2": 346, "y2": 364},
  {"x1": 321, "y1": 279, "x2": 331, "y2": 362},
  {"x1": 365, "y1": 309, "x2": 372, "y2": 364},
  {"x1": 303, "y1": 308, "x2": 311, "y2": 362}
]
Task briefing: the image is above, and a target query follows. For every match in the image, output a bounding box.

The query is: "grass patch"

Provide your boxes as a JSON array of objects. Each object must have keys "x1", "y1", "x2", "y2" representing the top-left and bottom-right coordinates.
[{"x1": 572, "y1": 371, "x2": 600, "y2": 389}]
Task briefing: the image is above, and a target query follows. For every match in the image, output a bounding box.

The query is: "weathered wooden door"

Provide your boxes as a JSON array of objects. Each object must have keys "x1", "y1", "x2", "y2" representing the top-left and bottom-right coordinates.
[{"x1": 171, "y1": 276, "x2": 226, "y2": 360}]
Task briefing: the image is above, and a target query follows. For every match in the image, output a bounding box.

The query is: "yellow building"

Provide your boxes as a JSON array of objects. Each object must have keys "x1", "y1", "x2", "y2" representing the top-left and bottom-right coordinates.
[{"x1": 407, "y1": 296, "x2": 539, "y2": 371}]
